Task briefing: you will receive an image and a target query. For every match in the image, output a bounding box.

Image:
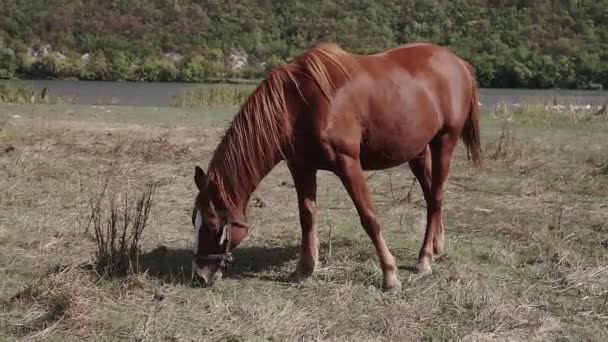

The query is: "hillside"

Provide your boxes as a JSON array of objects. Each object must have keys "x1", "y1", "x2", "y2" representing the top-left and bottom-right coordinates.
[{"x1": 0, "y1": 0, "x2": 607, "y2": 88}]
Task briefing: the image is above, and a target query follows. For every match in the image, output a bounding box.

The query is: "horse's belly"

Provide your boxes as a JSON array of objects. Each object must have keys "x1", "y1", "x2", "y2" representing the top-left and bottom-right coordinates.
[{"x1": 359, "y1": 138, "x2": 427, "y2": 170}]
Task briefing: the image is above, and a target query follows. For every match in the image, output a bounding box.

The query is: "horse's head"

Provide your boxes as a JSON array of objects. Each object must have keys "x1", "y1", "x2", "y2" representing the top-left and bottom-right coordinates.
[{"x1": 191, "y1": 166, "x2": 249, "y2": 286}]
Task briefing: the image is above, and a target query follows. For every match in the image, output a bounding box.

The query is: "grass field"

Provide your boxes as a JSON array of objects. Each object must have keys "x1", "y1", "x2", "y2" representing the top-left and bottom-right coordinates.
[{"x1": 1, "y1": 101, "x2": 607, "y2": 341}]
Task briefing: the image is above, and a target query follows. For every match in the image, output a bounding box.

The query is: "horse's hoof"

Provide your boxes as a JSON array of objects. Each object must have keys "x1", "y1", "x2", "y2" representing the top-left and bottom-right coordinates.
[
  {"x1": 382, "y1": 277, "x2": 402, "y2": 293},
  {"x1": 415, "y1": 260, "x2": 433, "y2": 275},
  {"x1": 291, "y1": 267, "x2": 314, "y2": 283},
  {"x1": 290, "y1": 273, "x2": 307, "y2": 284}
]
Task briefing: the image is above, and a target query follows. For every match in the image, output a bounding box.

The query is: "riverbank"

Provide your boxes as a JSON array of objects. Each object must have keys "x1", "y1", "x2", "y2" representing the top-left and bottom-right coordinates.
[{"x1": 2, "y1": 79, "x2": 608, "y2": 112}]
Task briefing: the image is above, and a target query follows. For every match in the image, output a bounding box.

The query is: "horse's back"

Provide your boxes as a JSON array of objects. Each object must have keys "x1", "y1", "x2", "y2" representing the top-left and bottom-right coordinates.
[
  {"x1": 354, "y1": 43, "x2": 474, "y2": 130},
  {"x1": 320, "y1": 43, "x2": 474, "y2": 169},
  {"x1": 384, "y1": 43, "x2": 473, "y2": 123}
]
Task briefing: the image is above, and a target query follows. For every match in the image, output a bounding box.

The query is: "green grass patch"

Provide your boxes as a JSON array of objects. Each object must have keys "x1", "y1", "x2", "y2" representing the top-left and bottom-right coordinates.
[
  {"x1": 172, "y1": 84, "x2": 256, "y2": 108},
  {"x1": 0, "y1": 83, "x2": 36, "y2": 104},
  {"x1": 0, "y1": 83, "x2": 77, "y2": 105}
]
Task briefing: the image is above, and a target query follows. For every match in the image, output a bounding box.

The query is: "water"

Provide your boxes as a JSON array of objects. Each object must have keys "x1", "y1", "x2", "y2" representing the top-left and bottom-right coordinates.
[{"x1": 2, "y1": 79, "x2": 607, "y2": 110}]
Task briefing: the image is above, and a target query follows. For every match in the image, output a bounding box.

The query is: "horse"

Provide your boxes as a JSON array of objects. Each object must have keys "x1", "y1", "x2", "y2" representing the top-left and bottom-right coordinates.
[{"x1": 190, "y1": 42, "x2": 482, "y2": 292}]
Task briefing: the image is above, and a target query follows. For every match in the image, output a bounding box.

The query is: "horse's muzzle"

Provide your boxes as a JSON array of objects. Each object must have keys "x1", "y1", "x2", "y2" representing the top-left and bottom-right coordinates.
[{"x1": 191, "y1": 261, "x2": 222, "y2": 287}]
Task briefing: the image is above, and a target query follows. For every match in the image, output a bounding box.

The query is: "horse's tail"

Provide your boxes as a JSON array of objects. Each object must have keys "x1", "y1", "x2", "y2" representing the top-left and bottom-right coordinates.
[{"x1": 461, "y1": 62, "x2": 482, "y2": 168}]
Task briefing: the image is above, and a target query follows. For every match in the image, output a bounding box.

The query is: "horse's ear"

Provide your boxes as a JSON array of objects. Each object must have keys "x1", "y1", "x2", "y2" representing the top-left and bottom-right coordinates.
[{"x1": 194, "y1": 165, "x2": 207, "y2": 191}]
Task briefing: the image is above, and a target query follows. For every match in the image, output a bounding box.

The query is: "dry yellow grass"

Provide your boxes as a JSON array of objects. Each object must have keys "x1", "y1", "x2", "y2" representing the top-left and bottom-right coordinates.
[{"x1": 1, "y1": 104, "x2": 607, "y2": 341}]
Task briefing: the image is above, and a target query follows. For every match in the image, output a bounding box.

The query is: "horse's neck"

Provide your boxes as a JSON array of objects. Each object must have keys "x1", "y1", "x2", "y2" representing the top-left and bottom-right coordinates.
[
  {"x1": 207, "y1": 66, "x2": 298, "y2": 217},
  {"x1": 207, "y1": 140, "x2": 285, "y2": 220}
]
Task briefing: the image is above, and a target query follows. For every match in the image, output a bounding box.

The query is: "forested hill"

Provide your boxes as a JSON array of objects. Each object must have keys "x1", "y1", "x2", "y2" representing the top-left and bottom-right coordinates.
[{"x1": 1, "y1": 0, "x2": 607, "y2": 89}]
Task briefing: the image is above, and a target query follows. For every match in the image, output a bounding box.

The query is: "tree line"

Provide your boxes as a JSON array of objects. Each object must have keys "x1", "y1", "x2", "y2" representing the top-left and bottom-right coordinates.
[{"x1": 0, "y1": 0, "x2": 607, "y2": 89}]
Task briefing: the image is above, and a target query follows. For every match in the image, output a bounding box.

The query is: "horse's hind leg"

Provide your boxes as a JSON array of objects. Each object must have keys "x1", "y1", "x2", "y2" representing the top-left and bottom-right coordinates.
[
  {"x1": 408, "y1": 146, "x2": 444, "y2": 258},
  {"x1": 335, "y1": 154, "x2": 402, "y2": 292},
  {"x1": 288, "y1": 163, "x2": 319, "y2": 280},
  {"x1": 416, "y1": 133, "x2": 458, "y2": 274}
]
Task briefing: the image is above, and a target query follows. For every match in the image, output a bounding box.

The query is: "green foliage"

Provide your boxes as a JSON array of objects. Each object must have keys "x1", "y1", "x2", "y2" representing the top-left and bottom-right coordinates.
[
  {"x1": 137, "y1": 57, "x2": 179, "y2": 82},
  {"x1": 173, "y1": 85, "x2": 255, "y2": 107},
  {"x1": 55, "y1": 58, "x2": 81, "y2": 79},
  {"x1": 0, "y1": 48, "x2": 17, "y2": 79},
  {"x1": 30, "y1": 55, "x2": 61, "y2": 79},
  {"x1": 1, "y1": 0, "x2": 607, "y2": 88},
  {"x1": 80, "y1": 53, "x2": 110, "y2": 80},
  {"x1": 107, "y1": 52, "x2": 135, "y2": 81},
  {"x1": 179, "y1": 55, "x2": 209, "y2": 82},
  {"x1": 0, "y1": 84, "x2": 35, "y2": 104},
  {"x1": 16, "y1": 53, "x2": 34, "y2": 75}
]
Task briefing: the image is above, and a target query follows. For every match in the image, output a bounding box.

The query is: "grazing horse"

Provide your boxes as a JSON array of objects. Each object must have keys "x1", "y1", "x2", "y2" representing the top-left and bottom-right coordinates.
[{"x1": 191, "y1": 42, "x2": 482, "y2": 292}]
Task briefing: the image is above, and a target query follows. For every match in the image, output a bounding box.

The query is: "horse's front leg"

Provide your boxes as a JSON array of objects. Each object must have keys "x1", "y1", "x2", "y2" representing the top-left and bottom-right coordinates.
[
  {"x1": 335, "y1": 154, "x2": 402, "y2": 292},
  {"x1": 288, "y1": 163, "x2": 319, "y2": 280}
]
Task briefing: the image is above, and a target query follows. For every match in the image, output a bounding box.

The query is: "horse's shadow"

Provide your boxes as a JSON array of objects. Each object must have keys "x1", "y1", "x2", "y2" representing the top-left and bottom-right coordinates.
[{"x1": 137, "y1": 244, "x2": 298, "y2": 285}]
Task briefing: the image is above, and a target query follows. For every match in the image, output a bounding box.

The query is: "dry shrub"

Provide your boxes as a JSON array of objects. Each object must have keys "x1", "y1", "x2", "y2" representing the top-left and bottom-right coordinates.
[
  {"x1": 486, "y1": 123, "x2": 530, "y2": 164},
  {"x1": 88, "y1": 180, "x2": 156, "y2": 276}
]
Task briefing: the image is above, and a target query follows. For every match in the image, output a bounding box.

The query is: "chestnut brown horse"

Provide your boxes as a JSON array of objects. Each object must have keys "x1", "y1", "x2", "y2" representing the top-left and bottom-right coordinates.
[{"x1": 191, "y1": 42, "x2": 481, "y2": 292}]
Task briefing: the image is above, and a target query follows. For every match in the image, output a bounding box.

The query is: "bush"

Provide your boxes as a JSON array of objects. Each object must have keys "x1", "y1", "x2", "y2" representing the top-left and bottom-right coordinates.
[
  {"x1": 206, "y1": 61, "x2": 227, "y2": 79},
  {"x1": 263, "y1": 55, "x2": 284, "y2": 75},
  {"x1": 29, "y1": 55, "x2": 59, "y2": 79},
  {"x1": 0, "y1": 47, "x2": 17, "y2": 78},
  {"x1": 107, "y1": 51, "x2": 134, "y2": 81},
  {"x1": 80, "y1": 52, "x2": 110, "y2": 80},
  {"x1": 55, "y1": 57, "x2": 81, "y2": 79},
  {"x1": 137, "y1": 57, "x2": 178, "y2": 81},
  {"x1": 179, "y1": 55, "x2": 208, "y2": 82},
  {"x1": 16, "y1": 53, "x2": 34, "y2": 76},
  {"x1": 240, "y1": 66, "x2": 263, "y2": 79}
]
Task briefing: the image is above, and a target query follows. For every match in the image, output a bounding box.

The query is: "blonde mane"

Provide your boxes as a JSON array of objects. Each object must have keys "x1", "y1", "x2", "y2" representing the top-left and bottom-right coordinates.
[{"x1": 207, "y1": 44, "x2": 353, "y2": 209}]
